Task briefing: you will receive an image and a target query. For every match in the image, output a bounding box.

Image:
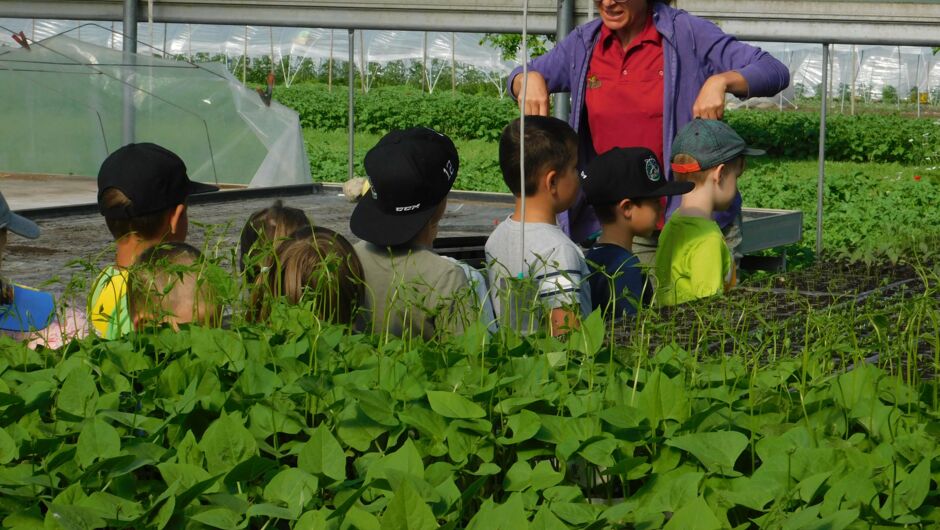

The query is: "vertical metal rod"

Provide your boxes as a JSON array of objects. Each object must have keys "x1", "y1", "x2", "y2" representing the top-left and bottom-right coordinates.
[
  {"x1": 122, "y1": 0, "x2": 138, "y2": 145},
  {"x1": 816, "y1": 43, "x2": 829, "y2": 257},
  {"x1": 359, "y1": 30, "x2": 367, "y2": 92},
  {"x1": 242, "y1": 26, "x2": 248, "y2": 83},
  {"x1": 850, "y1": 45, "x2": 856, "y2": 115},
  {"x1": 422, "y1": 32, "x2": 429, "y2": 93},
  {"x1": 328, "y1": 29, "x2": 334, "y2": 92},
  {"x1": 916, "y1": 53, "x2": 922, "y2": 117},
  {"x1": 897, "y1": 45, "x2": 902, "y2": 111},
  {"x1": 451, "y1": 32, "x2": 456, "y2": 93},
  {"x1": 554, "y1": 0, "x2": 573, "y2": 120},
  {"x1": 348, "y1": 29, "x2": 355, "y2": 182}
]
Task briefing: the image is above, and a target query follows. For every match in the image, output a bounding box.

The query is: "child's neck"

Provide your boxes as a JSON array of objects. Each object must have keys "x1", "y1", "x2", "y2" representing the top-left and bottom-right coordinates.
[
  {"x1": 596, "y1": 223, "x2": 634, "y2": 252},
  {"x1": 114, "y1": 235, "x2": 163, "y2": 268},
  {"x1": 677, "y1": 187, "x2": 716, "y2": 219},
  {"x1": 510, "y1": 195, "x2": 557, "y2": 225}
]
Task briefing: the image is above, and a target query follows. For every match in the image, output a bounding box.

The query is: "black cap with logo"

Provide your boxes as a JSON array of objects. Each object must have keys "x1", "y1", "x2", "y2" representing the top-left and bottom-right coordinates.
[
  {"x1": 97, "y1": 143, "x2": 219, "y2": 219},
  {"x1": 350, "y1": 128, "x2": 459, "y2": 247},
  {"x1": 582, "y1": 147, "x2": 693, "y2": 205}
]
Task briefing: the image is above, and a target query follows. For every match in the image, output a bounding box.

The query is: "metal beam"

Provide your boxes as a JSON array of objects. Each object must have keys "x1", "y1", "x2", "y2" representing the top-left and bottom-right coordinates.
[
  {"x1": 121, "y1": 0, "x2": 136, "y2": 145},
  {"x1": 5, "y1": 0, "x2": 940, "y2": 45},
  {"x1": 553, "y1": 0, "x2": 573, "y2": 121}
]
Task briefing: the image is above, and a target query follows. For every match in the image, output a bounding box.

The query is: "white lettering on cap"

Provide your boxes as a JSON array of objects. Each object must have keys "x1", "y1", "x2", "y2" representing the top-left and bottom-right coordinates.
[
  {"x1": 443, "y1": 160, "x2": 455, "y2": 182},
  {"x1": 396, "y1": 203, "x2": 421, "y2": 212},
  {"x1": 580, "y1": 170, "x2": 588, "y2": 180}
]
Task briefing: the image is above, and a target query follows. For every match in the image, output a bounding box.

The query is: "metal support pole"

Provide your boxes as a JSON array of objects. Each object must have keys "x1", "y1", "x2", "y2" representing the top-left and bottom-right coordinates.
[
  {"x1": 916, "y1": 53, "x2": 922, "y2": 117},
  {"x1": 553, "y1": 0, "x2": 574, "y2": 120},
  {"x1": 897, "y1": 45, "x2": 902, "y2": 111},
  {"x1": 122, "y1": 0, "x2": 138, "y2": 145},
  {"x1": 850, "y1": 45, "x2": 856, "y2": 115},
  {"x1": 348, "y1": 29, "x2": 355, "y2": 182},
  {"x1": 816, "y1": 43, "x2": 829, "y2": 257},
  {"x1": 451, "y1": 33, "x2": 456, "y2": 93}
]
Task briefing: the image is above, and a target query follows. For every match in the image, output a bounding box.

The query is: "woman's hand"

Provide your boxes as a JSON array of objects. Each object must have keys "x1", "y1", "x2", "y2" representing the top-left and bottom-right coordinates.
[
  {"x1": 511, "y1": 71, "x2": 550, "y2": 116},
  {"x1": 692, "y1": 71, "x2": 748, "y2": 120}
]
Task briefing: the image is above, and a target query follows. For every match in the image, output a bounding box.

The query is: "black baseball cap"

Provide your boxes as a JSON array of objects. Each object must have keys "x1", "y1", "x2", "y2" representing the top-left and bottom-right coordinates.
[
  {"x1": 97, "y1": 143, "x2": 218, "y2": 218},
  {"x1": 670, "y1": 119, "x2": 765, "y2": 174},
  {"x1": 0, "y1": 190, "x2": 39, "y2": 239},
  {"x1": 350, "y1": 128, "x2": 459, "y2": 247},
  {"x1": 582, "y1": 147, "x2": 693, "y2": 205}
]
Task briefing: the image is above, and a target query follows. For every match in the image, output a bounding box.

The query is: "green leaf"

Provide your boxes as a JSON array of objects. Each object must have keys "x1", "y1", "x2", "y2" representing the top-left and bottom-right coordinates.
[
  {"x1": 0, "y1": 427, "x2": 18, "y2": 464},
  {"x1": 44, "y1": 504, "x2": 106, "y2": 530},
  {"x1": 236, "y1": 361, "x2": 283, "y2": 398},
  {"x1": 298, "y1": 425, "x2": 347, "y2": 482},
  {"x1": 158, "y1": 463, "x2": 216, "y2": 492},
  {"x1": 263, "y1": 468, "x2": 319, "y2": 518},
  {"x1": 189, "y1": 507, "x2": 243, "y2": 529},
  {"x1": 56, "y1": 369, "x2": 98, "y2": 419},
  {"x1": 198, "y1": 412, "x2": 258, "y2": 475},
  {"x1": 568, "y1": 310, "x2": 605, "y2": 356},
  {"x1": 499, "y1": 410, "x2": 541, "y2": 445},
  {"x1": 634, "y1": 369, "x2": 689, "y2": 426},
  {"x1": 380, "y1": 479, "x2": 438, "y2": 530},
  {"x1": 579, "y1": 437, "x2": 619, "y2": 467},
  {"x1": 881, "y1": 458, "x2": 931, "y2": 519},
  {"x1": 663, "y1": 496, "x2": 722, "y2": 530},
  {"x1": 666, "y1": 431, "x2": 748, "y2": 476},
  {"x1": 426, "y1": 390, "x2": 486, "y2": 419},
  {"x1": 76, "y1": 419, "x2": 121, "y2": 469}
]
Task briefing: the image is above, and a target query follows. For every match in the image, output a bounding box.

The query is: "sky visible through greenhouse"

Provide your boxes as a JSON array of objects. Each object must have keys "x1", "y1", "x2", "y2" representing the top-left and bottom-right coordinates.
[{"x1": 2, "y1": 18, "x2": 940, "y2": 103}]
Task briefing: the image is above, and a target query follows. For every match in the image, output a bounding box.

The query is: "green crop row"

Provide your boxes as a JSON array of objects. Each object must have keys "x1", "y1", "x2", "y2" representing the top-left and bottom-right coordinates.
[
  {"x1": 726, "y1": 110, "x2": 940, "y2": 165},
  {"x1": 275, "y1": 84, "x2": 517, "y2": 143},
  {"x1": 276, "y1": 83, "x2": 940, "y2": 164},
  {"x1": 1, "y1": 282, "x2": 940, "y2": 528}
]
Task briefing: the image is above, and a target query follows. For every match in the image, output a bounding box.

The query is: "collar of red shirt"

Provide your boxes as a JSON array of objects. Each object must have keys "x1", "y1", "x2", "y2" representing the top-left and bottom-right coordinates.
[{"x1": 599, "y1": 12, "x2": 661, "y2": 51}]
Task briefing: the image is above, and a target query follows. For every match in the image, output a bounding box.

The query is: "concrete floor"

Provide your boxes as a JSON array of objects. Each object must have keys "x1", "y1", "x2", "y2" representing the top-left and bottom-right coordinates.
[{"x1": 1, "y1": 173, "x2": 98, "y2": 210}]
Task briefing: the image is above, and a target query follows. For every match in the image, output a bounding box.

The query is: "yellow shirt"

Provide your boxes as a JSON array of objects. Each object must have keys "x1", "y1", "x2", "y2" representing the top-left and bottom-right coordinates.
[
  {"x1": 88, "y1": 266, "x2": 132, "y2": 339},
  {"x1": 654, "y1": 214, "x2": 734, "y2": 306}
]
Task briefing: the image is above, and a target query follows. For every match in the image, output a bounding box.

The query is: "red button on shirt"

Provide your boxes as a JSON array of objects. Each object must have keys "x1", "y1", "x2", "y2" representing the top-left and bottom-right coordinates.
[{"x1": 585, "y1": 14, "x2": 665, "y2": 165}]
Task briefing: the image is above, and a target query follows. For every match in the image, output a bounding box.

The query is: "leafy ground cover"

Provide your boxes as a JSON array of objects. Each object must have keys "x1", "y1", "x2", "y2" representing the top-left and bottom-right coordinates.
[{"x1": 1, "y1": 275, "x2": 939, "y2": 528}]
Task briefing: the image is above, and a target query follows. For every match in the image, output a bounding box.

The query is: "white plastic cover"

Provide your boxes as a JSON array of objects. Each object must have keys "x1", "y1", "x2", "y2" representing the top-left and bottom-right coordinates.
[{"x1": 0, "y1": 24, "x2": 310, "y2": 187}]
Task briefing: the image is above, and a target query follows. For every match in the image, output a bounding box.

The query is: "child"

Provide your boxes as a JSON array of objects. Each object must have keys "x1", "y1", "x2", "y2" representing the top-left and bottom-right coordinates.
[
  {"x1": 239, "y1": 200, "x2": 311, "y2": 280},
  {"x1": 654, "y1": 119, "x2": 763, "y2": 306},
  {"x1": 582, "y1": 147, "x2": 693, "y2": 318},
  {"x1": 485, "y1": 116, "x2": 590, "y2": 335},
  {"x1": 0, "y1": 190, "x2": 87, "y2": 349},
  {"x1": 349, "y1": 127, "x2": 478, "y2": 340},
  {"x1": 89, "y1": 143, "x2": 217, "y2": 339},
  {"x1": 253, "y1": 226, "x2": 364, "y2": 325},
  {"x1": 128, "y1": 242, "x2": 220, "y2": 330}
]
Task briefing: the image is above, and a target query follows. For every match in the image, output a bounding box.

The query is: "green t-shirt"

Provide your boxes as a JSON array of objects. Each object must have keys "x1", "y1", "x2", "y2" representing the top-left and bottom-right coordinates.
[
  {"x1": 88, "y1": 266, "x2": 132, "y2": 339},
  {"x1": 654, "y1": 214, "x2": 734, "y2": 306}
]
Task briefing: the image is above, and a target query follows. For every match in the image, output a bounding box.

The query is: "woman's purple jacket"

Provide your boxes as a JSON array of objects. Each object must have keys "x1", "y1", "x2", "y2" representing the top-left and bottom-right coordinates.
[{"x1": 508, "y1": 3, "x2": 790, "y2": 242}]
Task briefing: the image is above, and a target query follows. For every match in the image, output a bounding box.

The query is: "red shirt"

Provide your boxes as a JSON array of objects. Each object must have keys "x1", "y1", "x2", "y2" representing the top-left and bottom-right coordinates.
[{"x1": 585, "y1": 14, "x2": 665, "y2": 165}]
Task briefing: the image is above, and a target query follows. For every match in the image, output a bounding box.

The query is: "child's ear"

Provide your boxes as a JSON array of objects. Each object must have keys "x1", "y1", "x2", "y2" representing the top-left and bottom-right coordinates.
[
  {"x1": 712, "y1": 164, "x2": 726, "y2": 184},
  {"x1": 168, "y1": 204, "x2": 186, "y2": 235},
  {"x1": 544, "y1": 169, "x2": 558, "y2": 193},
  {"x1": 619, "y1": 198, "x2": 633, "y2": 220}
]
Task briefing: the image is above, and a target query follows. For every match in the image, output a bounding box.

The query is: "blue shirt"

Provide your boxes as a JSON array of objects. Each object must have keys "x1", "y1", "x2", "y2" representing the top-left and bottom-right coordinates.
[{"x1": 585, "y1": 244, "x2": 651, "y2": 317}]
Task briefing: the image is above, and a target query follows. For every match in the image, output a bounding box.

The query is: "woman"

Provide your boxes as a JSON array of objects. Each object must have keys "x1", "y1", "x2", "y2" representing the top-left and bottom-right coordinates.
[{"x1": 509, "y1": 0, "x2": 789, "y2": 260}]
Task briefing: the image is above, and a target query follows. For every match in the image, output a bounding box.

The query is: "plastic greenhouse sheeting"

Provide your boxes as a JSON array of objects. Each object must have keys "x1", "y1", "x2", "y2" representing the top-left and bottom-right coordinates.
[{"x1": 0, "y1": 27, "x2": 310, "y2": 187}]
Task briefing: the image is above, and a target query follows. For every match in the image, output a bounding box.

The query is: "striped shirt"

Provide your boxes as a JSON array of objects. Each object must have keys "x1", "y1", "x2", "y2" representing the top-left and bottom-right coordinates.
[{"x1": 485, "y1": 216, "x2": 591, "y2": 332}]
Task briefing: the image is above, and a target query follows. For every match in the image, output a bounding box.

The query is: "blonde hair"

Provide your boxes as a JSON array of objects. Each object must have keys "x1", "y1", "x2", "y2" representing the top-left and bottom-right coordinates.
[
  {"x1": 129, "y1": 242, "x2": 219, "y2": 329},
  {"x1": 239, "y1": 200, "x2": 312, "y2": 278},
  {"x1": 252, "y1": 226, "x2": 364, "y2": 324}
]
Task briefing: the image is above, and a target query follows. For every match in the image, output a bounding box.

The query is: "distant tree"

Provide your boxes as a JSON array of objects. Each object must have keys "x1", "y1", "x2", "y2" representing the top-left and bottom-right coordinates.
[{"x1": 480, "y1": 34, "x2": 555, "y2": 61}]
